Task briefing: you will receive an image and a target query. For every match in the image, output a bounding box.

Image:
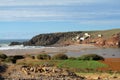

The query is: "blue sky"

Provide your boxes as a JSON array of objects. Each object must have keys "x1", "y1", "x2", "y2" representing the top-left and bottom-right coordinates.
[{"x1": 0, "y1": 0, "x2": 120, "y2": 39}]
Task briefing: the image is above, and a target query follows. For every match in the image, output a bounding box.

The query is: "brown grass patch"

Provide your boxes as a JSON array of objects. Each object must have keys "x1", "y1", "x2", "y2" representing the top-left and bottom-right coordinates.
[{"x1": 98, "y1": 58, "x2": 120, "y2": 71}]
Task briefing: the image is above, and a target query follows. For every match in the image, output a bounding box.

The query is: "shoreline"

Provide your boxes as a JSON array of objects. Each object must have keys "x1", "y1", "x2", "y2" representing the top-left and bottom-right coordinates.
[
  {"x1": 0, "y1": 44, "x2": 96, "y2": 55},
  {"x1": 0, "y1": 44, "x2": 120, "y2": 58}
]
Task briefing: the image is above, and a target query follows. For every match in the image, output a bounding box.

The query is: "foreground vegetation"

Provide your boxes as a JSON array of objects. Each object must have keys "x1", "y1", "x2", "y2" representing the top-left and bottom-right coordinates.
[
  {"x1": 17, "y1": 59, "x2": 107, "y2": 73},
  {"x1": 17, "y1": 53, "x2": 107, "y2": 72},
  {"x1": 1, "y1": 52, "x2": 120, "y2": 80},
  {"x1": 0, "y1": 52, "x2": 107, "y2": 73}
]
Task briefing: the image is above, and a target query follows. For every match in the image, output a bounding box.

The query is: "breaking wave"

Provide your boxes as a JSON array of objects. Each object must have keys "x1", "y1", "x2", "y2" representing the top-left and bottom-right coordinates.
[{"x1": 0, "y1": 44, "x2": 45, "y2": 50}]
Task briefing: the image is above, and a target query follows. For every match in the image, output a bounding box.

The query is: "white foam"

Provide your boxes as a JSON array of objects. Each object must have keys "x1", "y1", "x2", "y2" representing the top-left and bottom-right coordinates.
[{"x1": 0, "y1": 44, "x2": 45, "y2": 50}]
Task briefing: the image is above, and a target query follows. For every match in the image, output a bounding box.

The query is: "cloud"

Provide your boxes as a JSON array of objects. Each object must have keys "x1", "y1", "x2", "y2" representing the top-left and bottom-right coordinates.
[
  {"x1": 0, "y1": 0, "x2": 105, "y2": 6},
  {"x1": 77, "y1": 20, "x2": 120, "y2": 26},
  {"x1": 0, "y1": 0, "x2": 120, "y2": 26},
  {"x1": 0, "y1": 8, "x2": 120, "y2": 21}
]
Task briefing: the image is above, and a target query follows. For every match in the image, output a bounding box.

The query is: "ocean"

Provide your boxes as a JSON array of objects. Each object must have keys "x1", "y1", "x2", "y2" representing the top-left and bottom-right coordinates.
[
  {"x1": 0, "y1": 39, "x2": 36, "y2": 50},
  {"x1": 0, "y1": 39, "x2": 28, "y2": 44}
]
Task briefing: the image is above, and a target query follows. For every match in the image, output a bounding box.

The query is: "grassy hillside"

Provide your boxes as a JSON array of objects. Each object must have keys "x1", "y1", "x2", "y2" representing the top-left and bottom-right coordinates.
[
  {"x1": 53, "y1": 28, "x2": 120, "y2": 39},
  {"x1": 85, "y1": 28, "x2": 120, "y2": 39}
]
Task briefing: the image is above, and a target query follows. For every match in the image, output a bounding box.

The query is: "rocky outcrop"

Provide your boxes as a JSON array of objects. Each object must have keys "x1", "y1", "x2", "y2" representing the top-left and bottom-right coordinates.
[
  {"x1": 105, "y1": 33, "x2": 120, "y2": 47},
  {"x1": 24, "y1": 34, "x2": 60, "y2": 46},
  {"x1": 23, "y1": 32, "x2": 82, "y2": 46},
  {"x1": 79, "y1": 33, "x2": 120, "y2": 48},
  {"x1": 94, "y1": 33, "x2": 120, "y2": 48},
  {"x1": 9, "y1": 42, "x2": 22, "y2": 46},
  {"x1": 3, "y1": 65, "x2": 85, "y2": 80},
  {"x1": 94, "y1": 38, "x2": 106, "y2": 47},
  {"x1": 2, "y1": 64, "x2": 120, "y2": 80}
]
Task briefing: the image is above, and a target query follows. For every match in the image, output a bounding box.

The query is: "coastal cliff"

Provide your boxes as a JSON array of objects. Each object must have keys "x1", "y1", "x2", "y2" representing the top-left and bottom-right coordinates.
[
  {"x1": 12, "y1": 29, "x2": 120, "y2": 47},
  {"x1": 23, "y1": 31, "x2": 83, "y2": 46}
]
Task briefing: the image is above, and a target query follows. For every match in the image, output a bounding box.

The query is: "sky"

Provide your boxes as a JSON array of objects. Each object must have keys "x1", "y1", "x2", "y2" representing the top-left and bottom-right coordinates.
[{"x1": 0, "y1": 0, "x2": 120, "y2": 39}]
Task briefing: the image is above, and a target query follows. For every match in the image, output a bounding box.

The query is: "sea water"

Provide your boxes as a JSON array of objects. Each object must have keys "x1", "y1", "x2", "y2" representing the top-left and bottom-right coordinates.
[{"x1": 0, "y1": 39, "x2": 43, "y2": 50}]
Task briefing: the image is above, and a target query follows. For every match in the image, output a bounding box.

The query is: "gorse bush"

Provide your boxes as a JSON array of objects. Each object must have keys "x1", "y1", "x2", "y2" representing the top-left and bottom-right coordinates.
[
  {"x1": 24, "y1": 54, "x2": 35, "y2": 59},
  {"x1": 5, "y1": 56, "x2": 14, "y2": 63},
  {"x1": 13, "y1": 55, "x2": 24, "y2": 60},
  {"x1": 36, "y1": 54, "x2": 51, "y2": 60},
  {"x1": 68, "y1": 57, "x2": 77, "y2": 60},
  {"x1": 78, "y1": 54, "x2": 104, "y2": 61},
  {"x1": 52, "y1": 53, "x2": 68, "y2": 60},
  {"x1": 5, "y1": 55, "x2": 24, "y2": 63},
  {"x1": 0, "y1": 53, "x2": 7, "y2": 59}
]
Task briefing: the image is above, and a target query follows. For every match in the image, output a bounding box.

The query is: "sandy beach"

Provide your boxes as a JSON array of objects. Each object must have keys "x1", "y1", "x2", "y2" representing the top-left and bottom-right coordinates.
[
  {"x1": 0, "y1": 44, "x2": 96, "y2": 56},
  {"x1": 1, "y1": 44, "x2": 120, "y2": 58}
]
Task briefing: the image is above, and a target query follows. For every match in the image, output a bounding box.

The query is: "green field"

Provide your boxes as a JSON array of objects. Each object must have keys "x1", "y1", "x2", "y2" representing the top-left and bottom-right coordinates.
[
  {"x1": 57, "y1": 60, "x2": 106, "y2": 69},
  {"x1": 84, "y1": 28, "x2": 120, "y2": 39},
  {"x1": 17, "y1": 59, "x2": 107, "y2": 72}
]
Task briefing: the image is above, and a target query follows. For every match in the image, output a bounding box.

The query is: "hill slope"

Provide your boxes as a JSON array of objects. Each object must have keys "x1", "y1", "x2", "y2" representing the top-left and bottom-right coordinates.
[{"x1": 23, "y1": 29, "x2": 120, "y2": 47}]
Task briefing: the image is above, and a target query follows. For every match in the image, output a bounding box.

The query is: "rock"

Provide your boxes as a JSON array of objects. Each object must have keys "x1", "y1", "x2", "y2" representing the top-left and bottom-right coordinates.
[
  {"x1": 91, "y1": 75, "x2": 101, "y2": 80},
  {"x1": 62, "y1": 70, "x2": 77, "y2": 76},
  {"x1": 18, "y1": 65, "x2": 84, "y2": 80},
  {"x1": 1, "y1": 64, "x2": 86, "y2": 80},
  {"x1": 21, "y1": 67, "x2": 30, "y2": 75},
  {"x1": 23, "y1": 34, "x2": 60, "y2": 46},
  {"x1": 94, "y1": 33, "x2": 120, "y2": 48},
  {"x1": 113, "y1": 76, "x2": 118, "y2": 78},
  {"x1": 95, "y1": 38, "x2": 106, "y2": 47},
  {"x1": 52, "y1": 68, "x2": 62, "y2": 73},
  {"x1": 9, "y1": 42, "x2": 22, "y2": 46},
  {"x1": 105, "y1": 33, "x2": 120, "y2": 47},
  {"x1": 30, "y1": 67, "x2": 34, "y2": 72}
]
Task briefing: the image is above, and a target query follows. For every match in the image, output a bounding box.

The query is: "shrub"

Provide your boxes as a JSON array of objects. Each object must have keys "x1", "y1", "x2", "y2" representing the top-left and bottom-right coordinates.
[
  {"x1": 24, "y1": 54, "x2": 35, "y2": 59},
  {"x1": 36, "y1": 54, "x2": 51, "y2": 60},
  {"x1": 52, "y1": 53, "x2": 68, "y2": 60},
  {"x1": 5, "y1": 56, "x2": 16, "y2": 63},
  {"x1": 78, "y1": 54, "x2": 104, "y2": 61},
  {"x1": 13, "y1": 55, "x2": 24, "y2": 60},
  {"x1": 5, "y1": 57, "x2": 14, "y2": 62},
  {"x1": 5, "y1": 55, "x2": 24, "y2": 63},
  {"x1": 0, "y1": 53, "x2": 7, "y2": 59},
  {"x1": 68, "y1": 57, "x2": 77, "y2": 60}
]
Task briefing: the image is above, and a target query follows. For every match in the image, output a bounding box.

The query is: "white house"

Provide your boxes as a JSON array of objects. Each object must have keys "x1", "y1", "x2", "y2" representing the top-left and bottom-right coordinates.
[
  {"x1": 98, "y1": 34, "x2": 102, "y2": 38},
  {"x1": 84, "y1": 33, "x2": 89, "y2": 36},
  {"x1": 76, "y1": 35, "x2": 80, "y2": 39},
  {"x1": 80, "y1": 37, "x2": 85, "y2": 41},
  {"x1": 84, "y1": 33, "x2": 91, "y2": 37},
  {"x1": 79, "y1": 33, "x2": 91, "y2": 41}
]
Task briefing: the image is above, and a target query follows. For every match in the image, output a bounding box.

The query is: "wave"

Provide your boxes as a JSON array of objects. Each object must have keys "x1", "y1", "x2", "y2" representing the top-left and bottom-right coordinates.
[
  {"x1": 0, "y1": 44, "x2": 45, "y2": 50},
  {"x1": 0, "y1": 39, "x2": 45, "y2": 50}
]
